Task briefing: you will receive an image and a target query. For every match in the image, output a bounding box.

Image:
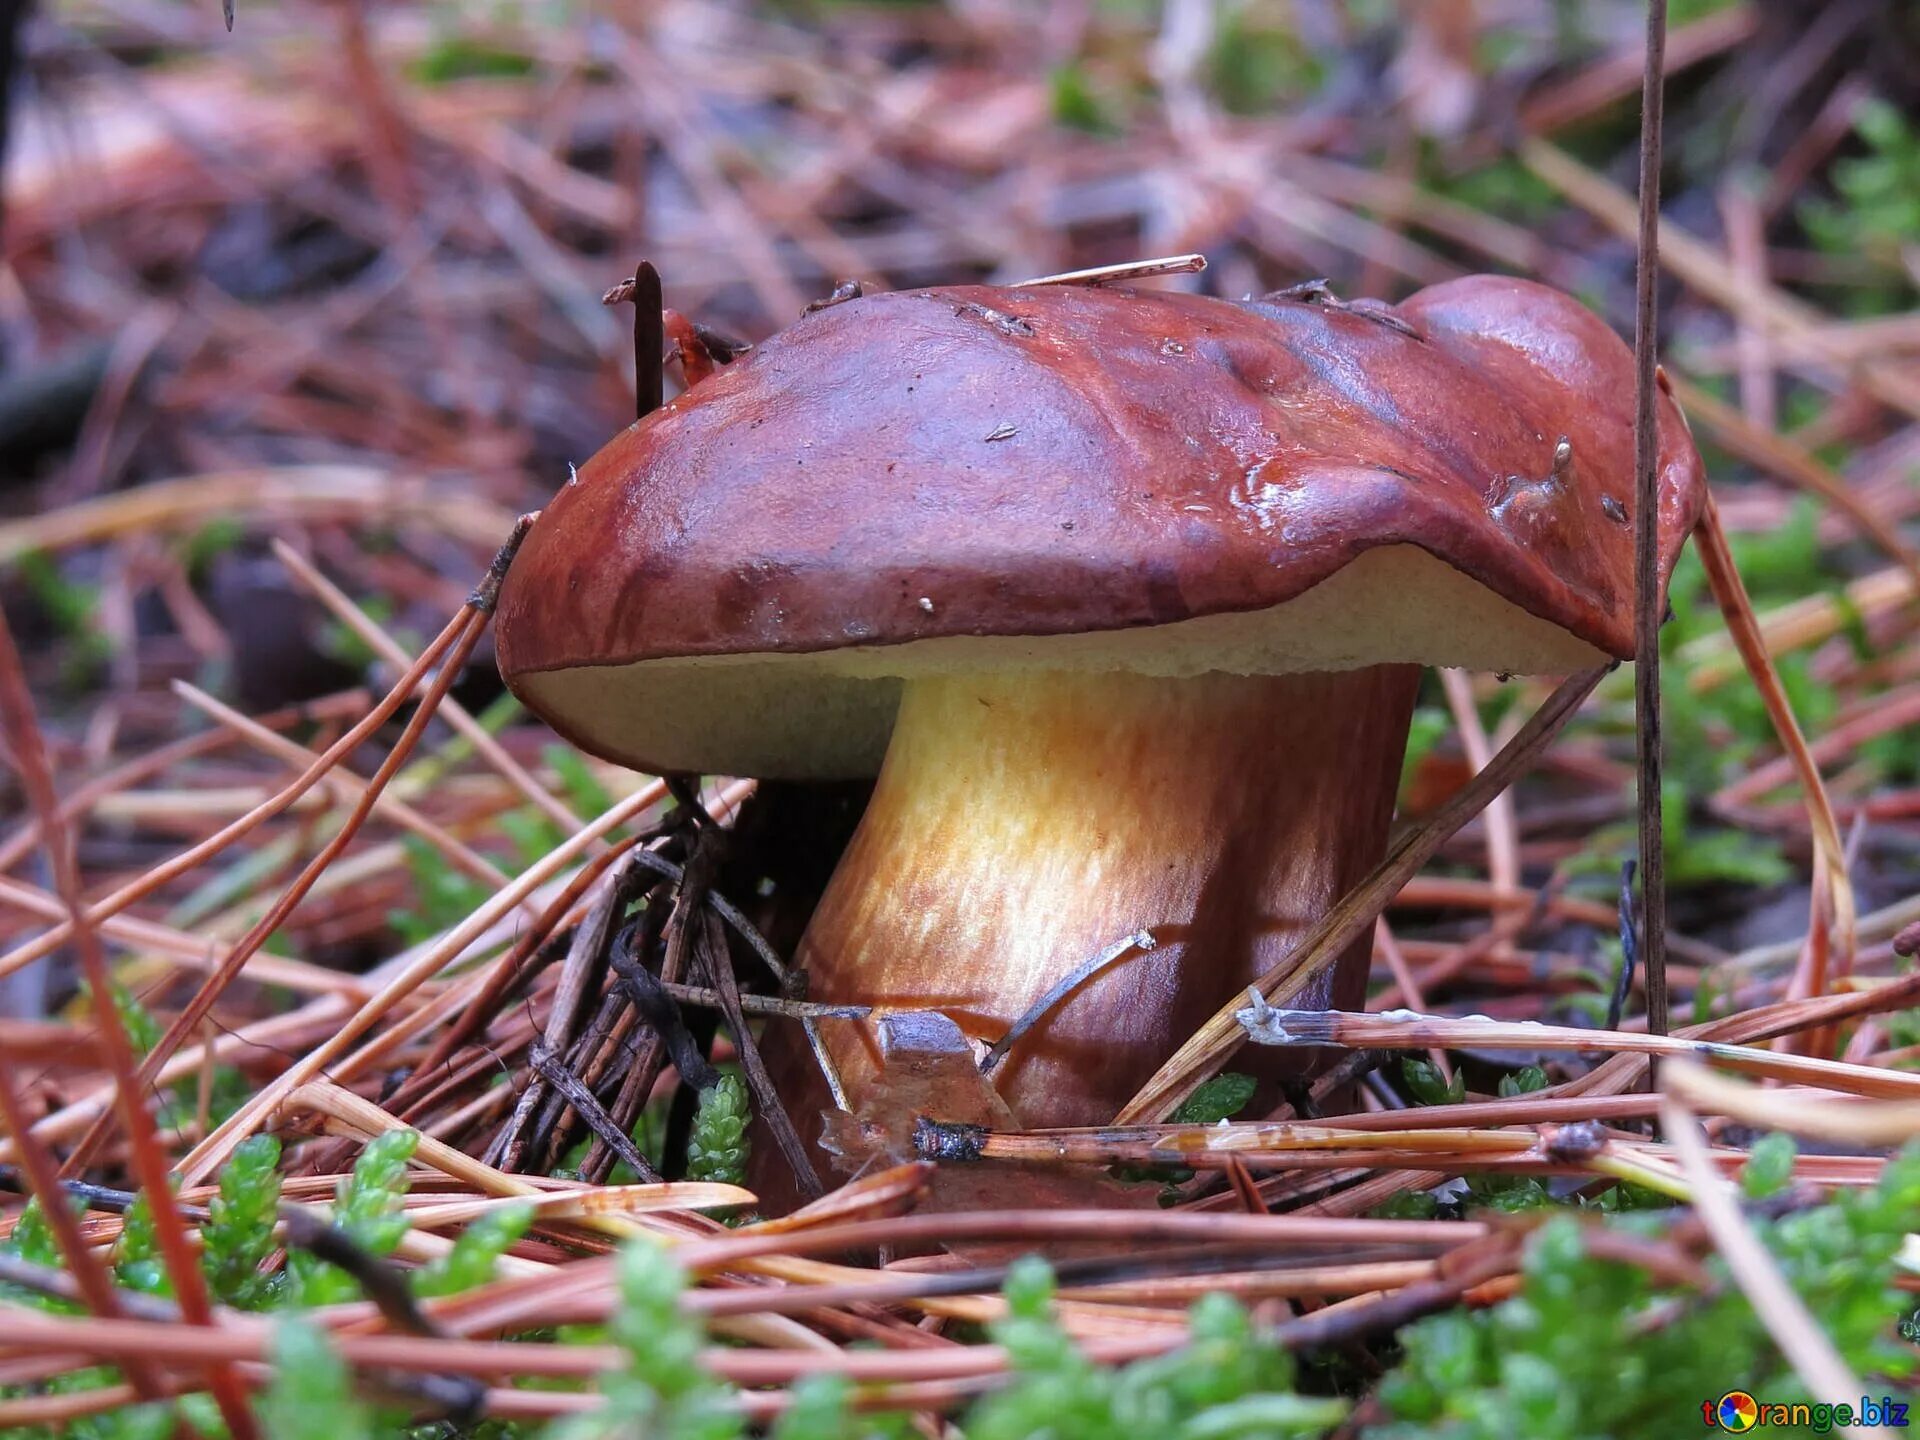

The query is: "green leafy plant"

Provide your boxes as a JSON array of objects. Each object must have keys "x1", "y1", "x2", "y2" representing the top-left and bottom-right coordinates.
[
  {"x1": 1397, "y1": 704, "x2": 1452, "y2": 803},
  {"x1": 262, "y1": 1319, "x2": 372, "y2": 1440},
  {"x1": 552, "y1": 1238, "x2": 743, "y2": 1440},
  {"x1": 289, "y1": 1129, "x2": 420, "y2": 1307},
  {"x1": 967, "y1": 1257, "x2": 1346, "y2": 1440},
  {"x1": 686, "y1": 1071, "x2": 751, "y2": 1188},
  {"x1": 176, "y1": 517, "x2": 245, "y2": 582},
  {"x1": 1402, "y1": 1057, "x2": 1465, "y2": 1107},
  {"x1": 205, "y1": 1134, "x2": 285, "y2": 1308},
  {"x1": 415, "y1": 1204, "x2": 533, "y2": 1299},
  {"x1": 410, "y1": 32, "x2": 538, "y2": 85},
  {"x1": 1206, "y1": 8, "x2": 1323, "y2": 115},
  {"x1": 3, "y1": 1196, "x2": 64, "y2": 1273},
  {"x1": 391, "y1": 834, "x2": 495, "y2": 946},
  {"x1": 1497, "y1": 1066, "x2": 1549, "y2": 1098},
  {"x1": 111, "y1": 1188, "x2": 168, "y2": 1298},
  {"x1": 1116, "y1": 1072, "x2": 1259, "y2": 1197},
  {"x1": 542, "y1": 743, "x2": 614, "y2": 820},
  {"x1": 1802, "y1": 97, "x2": 1920, "y2": 311},
  {"x1": 108, "y1": 981, "x2": 253, "y2": 1132},
  {"x1": 12, "y1": 549, "x2": 110, "y2": 686},
  {"x1": 1377, "y1": 1141, "x2": 1920, "y2": 1437},
  {"x1": 1051, "y1": 63, "x2": 1123, "y2": 136}
]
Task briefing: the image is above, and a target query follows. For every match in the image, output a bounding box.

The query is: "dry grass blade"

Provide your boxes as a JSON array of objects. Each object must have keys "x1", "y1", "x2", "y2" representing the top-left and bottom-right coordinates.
[
  {"x1": 268, "y1": 537, "x2": 586, "y2": 833},
  {"x1": 0, "y1": 467, "x2": 516, "y2": 560},
  {"x1": 1693, "y1": 495, "x2": 1856, "y2": 1029},
  {"x1": 294, "y1": 1082, "x2": 754, "y2": 1218},
  {"x1": 1678, "y1": 561, "x2": 1919, "y2": 693},
  {"x1": 171, "y1": 678, "x2": 512, "y2": 893},
  {"x1": 287, "y1": 1084, "x2": 849, "y2": 1353},
  {"x1": 1663, "y1": 1060, "x2": 1920, "y2": 1147},
  {"x1": 1439, "y1": 669, "x2": 1519, "y2": 905},
  {"x1": 176, "y1": 772, "x2": 690, "y2": 1184},
  {"x1": 1014, "y1": 254, "x2": 1208, "y2": 287},
  {"x1": 1520, "y1": 138, "x2": 1920, "y2": 423},
  {"x1": 1662, "y1": 1089, "x2": 1871, "y2": 1432},
  {"x1": 0, "y1": 609, "x2": 473, "y2": 987}
]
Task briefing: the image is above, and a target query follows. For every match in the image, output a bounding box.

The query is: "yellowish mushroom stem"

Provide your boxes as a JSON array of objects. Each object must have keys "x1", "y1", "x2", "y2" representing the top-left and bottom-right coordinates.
[{"x1": 762, "y1": 664, "x2": 1419, "y2": 1166}]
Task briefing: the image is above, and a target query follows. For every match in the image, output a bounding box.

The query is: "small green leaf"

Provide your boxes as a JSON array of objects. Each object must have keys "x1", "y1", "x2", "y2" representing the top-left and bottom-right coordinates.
[
  {"x1": 544, "y1": 742, "x2": 614, "y2": 819},
  {"x1": 1498, "y1": 1066, "x2": 1549, "y2": 1097},
  {"x1": 1742, "y1": 1132, "x2": 1798, "y2": 1200},
  {"x1": 1402, "y1": 1057, "x2": 1465, "y2": 1106},
  {"x1": 1370, "y1": 1189, "x2": 1440, "y2": 1221},
  {"x1": 687, "y1": 1072, "x2": 751, "y2": 1188},
  {"x1": 1171, "y1": 1072, "x2": 1258, "y2": 1126},
  {"x1": 289, "y1": 1129, "x2": 418, "y2": 1307},
  {"x1": 413, "y1": 1205, "x2": 533, "y2": 1299},
  {"x1": 259, "y1": 1320, "x2": 370, "y2": 1440},
  {"x1": 204, "y1": 1133, "x2": 283, "y2": 1308},
  {"x1": 1050, "y1": 64, "x2": 1119, "y2": 135}
]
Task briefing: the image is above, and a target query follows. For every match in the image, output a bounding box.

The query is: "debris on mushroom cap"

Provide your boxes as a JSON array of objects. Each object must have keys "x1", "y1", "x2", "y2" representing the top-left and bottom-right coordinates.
[{"x1": 496, "y1": 275, "x2": 1707, "y2": 778}]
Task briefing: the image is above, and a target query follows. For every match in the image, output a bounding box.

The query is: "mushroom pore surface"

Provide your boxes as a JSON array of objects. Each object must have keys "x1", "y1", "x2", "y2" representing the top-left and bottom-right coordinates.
[{"x1": 512, "y1": 541, "x2": 1605, "y2": 779}]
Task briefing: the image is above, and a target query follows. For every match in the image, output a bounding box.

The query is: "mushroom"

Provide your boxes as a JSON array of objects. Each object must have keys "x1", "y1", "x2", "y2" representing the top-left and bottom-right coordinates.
[{"x1": 495, "y1": 274, "x2": 1705, "y2": 1184}]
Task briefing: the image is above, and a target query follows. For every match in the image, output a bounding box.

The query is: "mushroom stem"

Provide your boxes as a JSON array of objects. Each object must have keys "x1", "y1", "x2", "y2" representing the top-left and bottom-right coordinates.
[{"x1": 763, "y1": 664, "x2": 1419, "y2": 1159}]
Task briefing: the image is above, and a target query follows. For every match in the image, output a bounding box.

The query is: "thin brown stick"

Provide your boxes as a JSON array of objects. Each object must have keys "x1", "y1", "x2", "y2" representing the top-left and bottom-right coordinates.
[
  {"x1": 404, "y1": 820, "x2": 658, "y2": 1086},
  {"x1": 1013, "y1": 254, "x2": 1207, "y2": 288},
  {"x1": 680, "y1": 835, "x2": 823, "y2": 1199},
  {"x1": 1232, "y1": 1004, "x2": 1920, "y2": 1100},
  {"x1": 629, "y1": 260, "x2": 664, "y2": 418},
  {"x1": 268, "y1": 537, "x2": 586, "y2": 834},
  {"x1": 497, "y1": 857, "x2": 645, "y2": 1171},
  {"x1": 0, "y1": 610, "x2": 257, "y2": 1437},
  {"x1": 1631, "y1": 0, "x2": 1670, "y2": 1040}
]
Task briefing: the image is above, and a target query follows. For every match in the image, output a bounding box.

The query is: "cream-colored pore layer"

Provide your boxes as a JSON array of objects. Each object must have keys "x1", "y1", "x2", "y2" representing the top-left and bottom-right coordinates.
[{"x1": 520, "y1": 544, "x2": 1609, "y2": 779}]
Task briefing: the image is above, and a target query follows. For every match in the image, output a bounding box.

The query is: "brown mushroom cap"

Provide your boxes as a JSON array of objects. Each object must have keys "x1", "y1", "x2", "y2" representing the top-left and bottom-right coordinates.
[{"x1": 497, "y1": 274, "x2": 1705, "y2": 778}]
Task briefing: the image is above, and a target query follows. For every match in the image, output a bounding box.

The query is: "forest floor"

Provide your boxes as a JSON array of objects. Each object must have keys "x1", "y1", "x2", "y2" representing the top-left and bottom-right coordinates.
[{"x1": 1, "y1": 2, "x2": 1917, "y2": 1436}]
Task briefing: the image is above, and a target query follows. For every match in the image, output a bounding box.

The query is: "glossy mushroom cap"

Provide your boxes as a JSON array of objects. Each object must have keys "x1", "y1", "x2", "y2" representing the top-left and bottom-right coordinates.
[{"x1": 496, "y1": 275, "x2": 1706, "y2": 778}]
